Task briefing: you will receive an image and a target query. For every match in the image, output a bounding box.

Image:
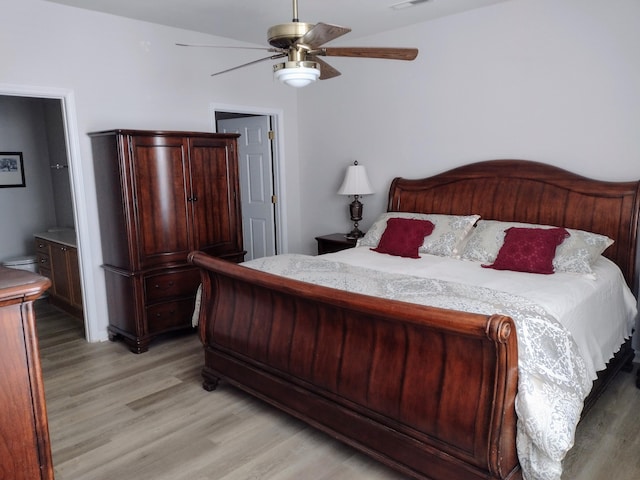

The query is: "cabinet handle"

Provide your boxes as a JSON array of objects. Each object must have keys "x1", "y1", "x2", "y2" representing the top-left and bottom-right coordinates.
[{"x1": 187, "y1": 195, "x2": 198, "y2": 202}]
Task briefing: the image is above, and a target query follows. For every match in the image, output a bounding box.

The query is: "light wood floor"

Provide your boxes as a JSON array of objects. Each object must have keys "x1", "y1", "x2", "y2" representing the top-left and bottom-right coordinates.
[{"x1": 36, "y1": 301, "x2": 640, "y2": 480}]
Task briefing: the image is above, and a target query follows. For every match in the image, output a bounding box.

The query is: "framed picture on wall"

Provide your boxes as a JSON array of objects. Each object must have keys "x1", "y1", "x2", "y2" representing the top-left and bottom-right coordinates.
[{"x1": 0, "y1": 152, "x2": 26, "y2": 188}]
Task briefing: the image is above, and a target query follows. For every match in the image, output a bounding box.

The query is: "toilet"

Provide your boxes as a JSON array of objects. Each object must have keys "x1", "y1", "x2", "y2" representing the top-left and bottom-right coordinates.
[{"x1": 2, "y1": 255, "x2": 38, "y2": 273}]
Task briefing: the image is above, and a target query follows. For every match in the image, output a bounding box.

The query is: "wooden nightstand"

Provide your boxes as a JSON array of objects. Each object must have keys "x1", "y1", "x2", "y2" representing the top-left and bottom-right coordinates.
[{"x1": 315, "y1": 233, "x2": 359, "y2": 255}]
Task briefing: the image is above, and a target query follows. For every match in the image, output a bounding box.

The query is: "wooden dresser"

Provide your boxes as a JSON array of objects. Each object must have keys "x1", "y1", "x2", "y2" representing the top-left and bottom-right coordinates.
[
  {"x1": 0, "y1": 267, "x2": 53, "y2": 479},
  {"x1": 89, "y1": 129, "x2": 245, "y2": 353}
]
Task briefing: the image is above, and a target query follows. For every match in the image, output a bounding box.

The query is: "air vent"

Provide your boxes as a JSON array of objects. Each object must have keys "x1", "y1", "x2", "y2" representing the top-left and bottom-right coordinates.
[{"x1": 390, "y1": 0, "x2": 432, "y2": 10}]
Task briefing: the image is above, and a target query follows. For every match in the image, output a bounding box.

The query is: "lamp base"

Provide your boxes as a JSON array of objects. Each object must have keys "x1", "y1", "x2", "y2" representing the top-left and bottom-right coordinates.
[
  {"x1": 345, "y1": 197, "x2": 365, "y2": 240},
  {"x1": 346, "y1": 225, "x2": 364, "y2": 240}
]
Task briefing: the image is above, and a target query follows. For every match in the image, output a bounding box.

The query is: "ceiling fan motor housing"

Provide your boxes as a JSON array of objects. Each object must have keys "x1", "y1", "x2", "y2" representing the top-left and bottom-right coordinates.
[{"x1": 268, "y1": 22, "x2": 315, "y2": 48}]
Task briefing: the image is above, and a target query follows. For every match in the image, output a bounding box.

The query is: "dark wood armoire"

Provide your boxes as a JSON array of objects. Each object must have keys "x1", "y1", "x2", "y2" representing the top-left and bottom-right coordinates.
[{"x1": 89, "y1": 129, "x2": 245, "y2": 353}]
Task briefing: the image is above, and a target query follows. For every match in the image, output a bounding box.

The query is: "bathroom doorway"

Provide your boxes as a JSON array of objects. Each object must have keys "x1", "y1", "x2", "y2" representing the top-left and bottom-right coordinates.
[{"x1": 0, "y1": 92, "x2": 87, "y2": 339}]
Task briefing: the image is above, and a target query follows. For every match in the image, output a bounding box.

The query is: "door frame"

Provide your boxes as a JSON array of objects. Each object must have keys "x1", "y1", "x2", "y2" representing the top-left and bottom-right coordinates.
[
  {"x1": 210, "y1": 103, "x2": 288, "y2": 255},
  {"x1": 0, "y1": 83, "x2": 100, "y2": 342}
]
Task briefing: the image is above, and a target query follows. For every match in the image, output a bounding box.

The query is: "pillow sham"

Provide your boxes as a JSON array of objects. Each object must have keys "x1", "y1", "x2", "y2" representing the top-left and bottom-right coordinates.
[
  {"x1": 460, "y1": 220, "x2": 614, "y2": 275},
  {"x1": 358, "y1": 212, "x2": 480, "y2": 257},
  {"x1": 371, "y1": 218, "x2": 435, "y2": 258},
  {"x1": 482, "y1": 227, "x2": 570, "y2": 274}
]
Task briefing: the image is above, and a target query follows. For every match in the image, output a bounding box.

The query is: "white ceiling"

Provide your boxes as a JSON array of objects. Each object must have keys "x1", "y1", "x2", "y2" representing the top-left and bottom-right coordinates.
[{"x1": 45, "y1": 0, "x2": 511, "y2": 45}]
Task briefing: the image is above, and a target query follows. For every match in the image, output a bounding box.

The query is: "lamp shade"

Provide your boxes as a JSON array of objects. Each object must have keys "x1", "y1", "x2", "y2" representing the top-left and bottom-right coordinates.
[
  {"x1": 274, "y1": 61, "x2": 320, "y2": 88},
  {"x1": 337, "y1": 164, "x2": 374, "y2": 196}
]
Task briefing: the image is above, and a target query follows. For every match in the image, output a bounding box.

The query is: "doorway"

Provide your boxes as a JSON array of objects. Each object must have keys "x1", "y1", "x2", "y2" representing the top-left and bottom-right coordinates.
[
  {"x1": 0, "y1": 85, "x2": 98, "y2": 342},
  {"x1": 213, "y1": 105, "x2": 287, "y2": 260},
  {"x1": 217, "y1": 114, "x2": 276, "y2": 260}
]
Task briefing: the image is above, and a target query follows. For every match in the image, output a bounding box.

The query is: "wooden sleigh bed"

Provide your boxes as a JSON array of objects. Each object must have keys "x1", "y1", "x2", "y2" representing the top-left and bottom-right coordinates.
[{"x1": 188, "y1": 160, "x2": 639, "y2": 480}]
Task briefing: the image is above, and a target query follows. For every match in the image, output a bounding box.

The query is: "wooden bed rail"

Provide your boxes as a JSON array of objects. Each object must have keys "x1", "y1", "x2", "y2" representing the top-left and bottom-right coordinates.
[{"x1": 189, "y1": 251, "x2": 521, "y2": 480}]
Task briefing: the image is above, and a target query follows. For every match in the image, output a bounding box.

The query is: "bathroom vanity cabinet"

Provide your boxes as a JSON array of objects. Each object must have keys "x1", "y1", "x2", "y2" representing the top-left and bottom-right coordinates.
[{"x1": 35, "y1": 231, "x2": 83, "y2": 319}]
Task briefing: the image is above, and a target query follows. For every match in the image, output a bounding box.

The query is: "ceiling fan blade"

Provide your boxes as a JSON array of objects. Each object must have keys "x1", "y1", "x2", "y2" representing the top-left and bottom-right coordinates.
[
  {"x1": 309, "y1": 57, "x2": 341, "y2": 80},
  {"x1": 317, "y1": 47, "x2": 418, "y2": 61},
  {"x1": 296, "y1": 22, "x2": 351, "y2": 48},
  {"x1": 177, "y1": 43, "x2": 282, "y2": 53},
  {"x1": 211, "y1": 53, "x2": 287, "y2": 77}
]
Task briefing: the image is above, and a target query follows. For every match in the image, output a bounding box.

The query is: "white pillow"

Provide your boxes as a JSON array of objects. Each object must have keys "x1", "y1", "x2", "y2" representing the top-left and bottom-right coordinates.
[
  {"x1": 460, "y1": 220, "x2": 614, "y2": 275},
  {"x1": 357, "y1": 212, "x2": 480, "y2": 257}
]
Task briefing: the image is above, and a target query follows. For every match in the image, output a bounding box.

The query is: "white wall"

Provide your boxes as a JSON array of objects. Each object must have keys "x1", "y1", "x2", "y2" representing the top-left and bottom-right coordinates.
[
  {"x1": 43, "y1": 100, "x2": 75, "y2": 229},
  {"x1": 299, "y1": 0, "x2": 640, "y2": 251},
  {"x1": 0, "y1": 96, "x2": 57, "y2": 260}
]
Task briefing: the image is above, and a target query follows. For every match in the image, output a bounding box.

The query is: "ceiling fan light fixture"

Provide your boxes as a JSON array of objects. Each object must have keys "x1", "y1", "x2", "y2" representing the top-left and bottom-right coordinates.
[{"x1": 273, "y1": 61, "x2": 320, "y2": 88}]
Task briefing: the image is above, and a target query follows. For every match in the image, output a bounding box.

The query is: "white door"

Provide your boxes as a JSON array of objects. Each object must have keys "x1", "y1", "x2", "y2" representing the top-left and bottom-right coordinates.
[{"x1": 218, "y1": 115, "x2": 276, "y2": 261}]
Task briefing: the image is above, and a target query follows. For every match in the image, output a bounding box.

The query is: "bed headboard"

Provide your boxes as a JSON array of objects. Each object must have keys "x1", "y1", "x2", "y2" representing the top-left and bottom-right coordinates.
[{"x1": 388, "y1": 159, "x2": 640, "y2": 293}]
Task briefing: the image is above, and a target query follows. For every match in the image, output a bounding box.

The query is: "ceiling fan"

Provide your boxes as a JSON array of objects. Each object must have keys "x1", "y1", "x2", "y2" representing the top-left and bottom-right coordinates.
[{"x1": 177, "y1": 0, "x2": 419, "y2": 87}]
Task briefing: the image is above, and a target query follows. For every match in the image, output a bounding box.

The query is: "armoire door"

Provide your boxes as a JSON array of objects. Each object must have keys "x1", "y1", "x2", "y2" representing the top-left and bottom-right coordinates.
[
  {"x1": 188, "y1": 136, "x2": 242, "y2": 257},
  {"x1": 130, "y1": 134, "x2": 192, "y2": 268}
]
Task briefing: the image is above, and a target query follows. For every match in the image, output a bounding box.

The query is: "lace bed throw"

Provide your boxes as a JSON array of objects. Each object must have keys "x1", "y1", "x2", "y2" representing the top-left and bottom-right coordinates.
[{"x1": 245, "y1": 254, "x2": 593, "y2": 480}]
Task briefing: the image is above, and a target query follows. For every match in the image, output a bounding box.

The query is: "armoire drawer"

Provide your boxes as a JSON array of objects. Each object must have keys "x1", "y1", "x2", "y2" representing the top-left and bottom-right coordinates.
[
  {"x1": 144, "y1": 269, "x2": 200, "y2": 303},
  {"x1": 146, "y1": 298, "x2": 196, "y2": 334}
]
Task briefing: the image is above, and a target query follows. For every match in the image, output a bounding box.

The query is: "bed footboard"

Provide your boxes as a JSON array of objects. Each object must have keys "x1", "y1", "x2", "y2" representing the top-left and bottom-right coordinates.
[{"x1": 189, "y1": 252, "x2": 522, "y2": 480}]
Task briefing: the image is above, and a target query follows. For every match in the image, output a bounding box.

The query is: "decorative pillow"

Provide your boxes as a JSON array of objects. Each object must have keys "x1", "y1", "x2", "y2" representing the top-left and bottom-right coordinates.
[
  {"x1": 460, "y1": 220, "x2": 614, "y2": 275},
  {"x1": 482, "y1": 227, "x2": 570, "y2": 274},
  {"x1": 358, "y1": 212, "x2": 480, "y2": 257},
  {"x1": 553, "y1": 229, "x2": 614, "y2": 275},
  {"x1": 371, "y1": 218, "x2": 435, "y2": 258}
]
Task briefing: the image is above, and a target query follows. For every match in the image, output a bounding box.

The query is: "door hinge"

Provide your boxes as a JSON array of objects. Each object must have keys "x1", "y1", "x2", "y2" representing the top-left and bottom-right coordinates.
[
  {"x1": 268, "y1": 130, "x2": 275, "y2": 140},
  {"x1": 271, "y1": 195, "x2": 277, "y2": 204}
]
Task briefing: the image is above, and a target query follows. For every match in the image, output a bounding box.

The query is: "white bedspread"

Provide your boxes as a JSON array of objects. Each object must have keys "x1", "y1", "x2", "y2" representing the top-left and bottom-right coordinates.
[
  {"x1": 243, "y1": 248, "x2": 636, "y2": 480},
  {"x1": 325, "y1": 247, "x2": 637, "y2": 382}
]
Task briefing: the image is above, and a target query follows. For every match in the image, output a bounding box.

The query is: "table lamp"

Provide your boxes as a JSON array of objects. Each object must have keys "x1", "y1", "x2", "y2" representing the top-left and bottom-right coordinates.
[{"x1": 337, "y1": 161, "x2": 374, "y2": 239}]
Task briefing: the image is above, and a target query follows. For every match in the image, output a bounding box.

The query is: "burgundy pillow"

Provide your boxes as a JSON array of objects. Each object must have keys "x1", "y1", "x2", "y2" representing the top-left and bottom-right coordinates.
[
  {"x1": 371, "y1": 218, "x2": 435, "y2": 258},
  {"x1": 483, "y1": 227, "x2": 570, "y2": 274}
]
